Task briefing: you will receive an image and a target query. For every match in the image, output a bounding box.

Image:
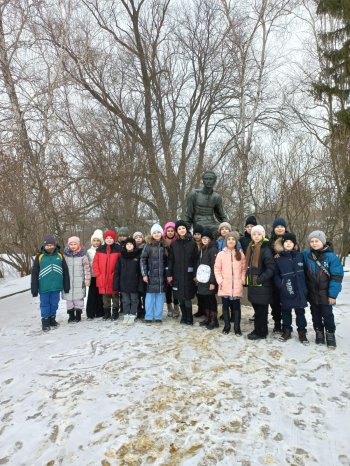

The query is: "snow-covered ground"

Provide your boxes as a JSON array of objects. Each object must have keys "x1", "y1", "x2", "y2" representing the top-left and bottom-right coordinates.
[{"x1": 1, "y1": 271, "x2": 349, "y2": 465}]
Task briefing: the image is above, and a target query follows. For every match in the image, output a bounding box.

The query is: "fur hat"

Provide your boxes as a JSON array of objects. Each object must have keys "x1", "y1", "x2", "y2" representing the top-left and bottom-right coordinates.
[
  {"x1": 282, "y1": 233, "x2": 297, "y2": 245},
  {"x1": 125, "y1": 237, "x2": 136, "y2": 248},
  {"x1": 68, "y1": 236, "x2": 80, "y2": 245},
  {"x1": 218, "y1": 222, "x2": 231, "y2": 232},
  {"x1": 151, "y1": 223, "x2": 164, "y2": 235},
  {"x1": 118, "y1": 227, "x2": 129, "y2": 237},
  {"x1": 251, "y1": 225, "x2": 266, "y2": 238},
  {"x1": 226, "y1": 231, "x2": 240, "y2": 243},
  {"x1": 193, "y1": 224, "x2": 204, "y2": 235},
  {"x1": 104, "y1": 229, "x2": 116, "y2": 241},
  {"x1": 175, "y1": 220, "x2": 189, "y2": 232},
  {"x1": 272, "y1": 217, "x2": 287, "y2": 230},
  {"x1": 133, "y1": 231, "x2": 144, "y2": 239},
  {"x1": 245, "y1": 215, "x2": 257, "y2": 227},
  {"x1": 43, "y1": 234, "x2": 57, "y2": 245},
  {"x1": 308, "y1": 230, "x2": 326, "y2": 246},
  {"x1": 201, "y1": 227, "x2": 214, "y2": 240},
  {"x1": 91, "y1": 229, "x2": 104, "y2": 245}
]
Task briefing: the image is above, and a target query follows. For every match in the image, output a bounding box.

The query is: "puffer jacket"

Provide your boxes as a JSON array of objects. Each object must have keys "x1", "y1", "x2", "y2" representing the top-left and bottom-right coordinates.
[
  {"x1": 113, "y1": 248, "x2": 143, "y2": 293},
  {"x1": 303, "y1": 245, "x2": 343, "y2": 304},
  {"x1": 214, "y1": 247, "x2": 246, "y2": 297},
  {"x1": 196, "y1": 242, "x2": 218, "y2": 295},
  {"x1": 140, "y1": 237, "x2": 167, "y2": 293},
  {"x1": 62, "y1": 247, "x2": 90, "y2": 301},
  {"x1": 274, "y1": 250, "x2": 307, "y2": 310},
  {"x1": 93, "y1": 243, "x2": 122, "y2": 294}
]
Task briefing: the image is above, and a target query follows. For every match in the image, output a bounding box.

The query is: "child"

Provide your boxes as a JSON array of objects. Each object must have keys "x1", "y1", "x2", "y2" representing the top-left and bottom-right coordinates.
[
  {"x1": 192, "y1": 224, "x2": 205, "y2": 318},
  {"x1": 93, "y1": 230, "x2": 122, "y2": 320},
  {"x1": 86, "y1": 229, "x2": 104, "y2": 319},
  {"x1": 133, "y1": 231, "x2": 146, "y2": 320},
  {"x1": 133, "y1": 231, "x2": 145, "y2": 249},
  {"x1": 114, "y1": 237, "x2": 142, "y2": 325},
  {"x1": 216, "y1": 222, "x2": 232, "y2": 252},
  {"x1": 245, "y1": 225, "x2": 276, "y2": 340},
  {"x1": 118, "y1": 227, "x2": 129, "y2": 247},
  {"x1": 303, "y1": 230, "x2": 344, "y2": 348},
  {"x1": 163, "y1": 221, "x2": 180, "y2": 318},
  {"x1": 62, "y1": 236, "x2": 91, "y2": 323},
  {"x1": 167, "y1": 220, "x2": 198, "y2": 325},
  {"x1": 140, "y1": 224, "x2": 167, "y2": 325},
  {"x1": 196, "y1": 228, "x2": 218, "y2": 330},
  {"x1": 239, "y1": 215, "x2": 257, "y2": 254},
  {"x1": 274, "y1": 233, "x2": 309, "y2": 344},
  {"x1": 31, "y1": 234, "x2": 70, "y2": 332},
  {"x1": 214, "y1": 231, "x2": 246, "y2": 335},
  {"x1": 192, "y1": 224, "x2": 204, "y2": 250}
]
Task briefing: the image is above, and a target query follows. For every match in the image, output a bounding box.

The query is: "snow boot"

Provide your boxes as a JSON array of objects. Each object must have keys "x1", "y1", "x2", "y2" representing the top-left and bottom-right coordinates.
[
  {"x1": 67, "y1": 309, "x2": 75, "y2": 323},
  {"x1": 49, "y1": 316, "x2": 59, "y2": 328},
  {"x1": 298, "y1": 329, "x2": 309, "y2": 345},
  {"x1": 278, "y1": 328, "x2": 292, "y2": 342},
  {"x1": 180, "y1": 304, "x2": 187, "y2": 324},
  {"x1": 206, "y1": 311, "x2": 219, "y2": 330},
  {"x1": 167, "y1": 303, "x2": 174, "y2": 318},
  {"x1": 232, "y1": 302, "x2": 242, "y2": 336},
  {"x1": 41, "y1": 318, "x2": 50, "y2": 332},
  {"x1": 315, "y1": 329, "x2": 325, "y2": 344},
  {"x1": 199, "y1": 309, "x2": 209, "y2": 327},
  {"x1": 75, "y1": 309, "x2": 82, "y2": 323},
  {"x1": 222, "y1": 307, "x2": 231, "y2": 334},
  {"x1": 247, "y1": 330, "x2": 266, "y2": 340},
  {"x1": 185, "y1": 304, "x2": 193, "y2": 325},
  {"x1": 111, "y1": 307, "x2": 119, "y2": 321},
  {"x1": 103, "y1": 308, "x2": 111, "y2": 320},
  {"x1": 173, "y1": 304, "x2": 180, "y2": 318},
  {"x1": 273, "y1": 321, "x2": 282, "y2": 333},
  {"x1": 326, "y1": 331, "x2": 336, "y2": 348}
]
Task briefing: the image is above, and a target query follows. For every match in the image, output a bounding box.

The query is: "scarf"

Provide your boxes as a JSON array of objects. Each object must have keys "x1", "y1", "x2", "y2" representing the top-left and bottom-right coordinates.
[{"x1": 245, "y1": 241, "x2": 262, "y2": 269}]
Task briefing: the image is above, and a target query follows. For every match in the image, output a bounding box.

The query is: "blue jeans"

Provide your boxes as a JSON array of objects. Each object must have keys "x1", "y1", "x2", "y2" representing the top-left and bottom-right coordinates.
[
  {"x1": 145, "y1": 293, "x2": 165, "y2": 321},
  {"x1": 281, "y1": 308, "x2": 307, "y2": 331},
  {"x1": 40, "y1": 291, "x2": 60, "y2": 318},
  {"x1": 310, "y1": 303, "x2": 335, "y2": 332}
]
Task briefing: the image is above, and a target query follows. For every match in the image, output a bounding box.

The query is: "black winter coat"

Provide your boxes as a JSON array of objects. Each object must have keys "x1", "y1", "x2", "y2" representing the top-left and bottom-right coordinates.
[
  {"x1": 197, "y1": 243, "x2": 218, "y2": 295},
  {"x1": 113, "y1": 249, "x2": 143, "y2": 293},
  {"x1": 140, "y1": 239, "x2": 167, "y2": 293},
  {"x1": 274, "y1": 250, "x2": 307, "y2": 310},
  {"x1": 246, "y1": 241, "x2": 276, "y2": 305},
  {"x1": 167, "y1": 235, "x2": 198, "y2": 301},
  {"x1": 239, "y1": 232, "x2": 252, "y2": 254}
]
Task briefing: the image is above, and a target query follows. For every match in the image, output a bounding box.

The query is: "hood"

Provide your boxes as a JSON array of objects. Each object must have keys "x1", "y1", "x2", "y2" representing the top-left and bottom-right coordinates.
[{"x1": 64, "y1": 246, "x2": 87, "y2": 257}]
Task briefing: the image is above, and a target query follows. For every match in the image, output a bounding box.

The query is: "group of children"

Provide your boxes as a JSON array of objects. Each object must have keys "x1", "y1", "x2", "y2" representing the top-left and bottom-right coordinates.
[{"x1": 31, "y1": 216, "x2": 344, "y2": 348}]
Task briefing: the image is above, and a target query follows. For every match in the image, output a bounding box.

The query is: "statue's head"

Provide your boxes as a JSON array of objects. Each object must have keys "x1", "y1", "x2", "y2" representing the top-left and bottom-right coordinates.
[{"x1": 202, "y1": 171, "x2": 217, "y2": 189}]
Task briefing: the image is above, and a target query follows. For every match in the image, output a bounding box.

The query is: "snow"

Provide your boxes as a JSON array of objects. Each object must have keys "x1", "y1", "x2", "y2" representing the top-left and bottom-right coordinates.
[{"x1": 0, "y1": 270, "x2": 349, "y2": 465}]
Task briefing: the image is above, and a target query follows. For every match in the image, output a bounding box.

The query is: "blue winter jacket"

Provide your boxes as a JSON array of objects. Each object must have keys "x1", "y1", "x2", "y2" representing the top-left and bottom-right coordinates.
[
  {"x1": 302, "y1": 246, "x2": 344, "y2": 304},
  {"x1": 274, "y1": 250, "x2": 307, "y2": 310}
]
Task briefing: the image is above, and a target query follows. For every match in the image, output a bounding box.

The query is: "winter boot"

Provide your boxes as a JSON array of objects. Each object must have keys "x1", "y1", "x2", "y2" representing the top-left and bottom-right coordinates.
[
  {"x1": 67, "y1": 309, "x2": 75, "y2": 323},
  {"x1": 111, "y1": 307, "x2": 119, "y2": 321},
  {"x1": 75, "y1": 309, "x2": 82, "y2": 322},
  {"x1": 49, "y1": 316, "x2": 59, "y2": 328},
  {"x1": 199, "y1": 309, "x2": 209, "y2": 327},
  {"x1": 315, "y1": 329, "x2": 325, "y2": 344},
  {"x1": 278, "y1": 328, "x2": 292, "y2": 342},
  {"x1": 298, "y1": 329, "x2": 309, "y2": 346},
  {"x1": 326, "y1": 331, "x2": 336, "y2": 348},
  {"x1": 167, "y1": 303, "x2": 174, "y2": 318},
  {"x1": 206, "y1": 311, "x2": 219, "y2": 330},
  {"x1": 173, "y1": 304, "x2": 180, "y2": 318},
  {"x1": 193, "y1": 305, "x2": 204, "y2": 318},
  {"x1": 273, "y1": 321, "x2": 282, "y2": 333},
  {"x1": 222, "y1": 307, "x2": 231, "y2": 334},
  {"x1": 232, "y1": 301, "x2": 242, "y2": 336},
  {"x1": 103, "y1": 308, "x2": 111, "y2": 320},
  {"x1": 185, "y1": 304, "x2": 193, "y2": 325},
  {"x1": 180, "y1": 304, "x2": 187, "y2": 324},
  {"x1": 41, "y1": 318, "x2": 50, "y2": 332}
]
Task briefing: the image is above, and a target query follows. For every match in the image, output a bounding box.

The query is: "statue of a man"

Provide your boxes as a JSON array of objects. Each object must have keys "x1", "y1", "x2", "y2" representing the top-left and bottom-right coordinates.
[{"x1": 184, "y1": 171, "x2": 229, "y2": 232}]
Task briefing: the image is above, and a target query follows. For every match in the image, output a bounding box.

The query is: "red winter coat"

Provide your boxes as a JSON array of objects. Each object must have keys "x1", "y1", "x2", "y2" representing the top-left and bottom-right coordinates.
[{"x1": 93, "y1": 243, "x2": 122, "y2": 294}]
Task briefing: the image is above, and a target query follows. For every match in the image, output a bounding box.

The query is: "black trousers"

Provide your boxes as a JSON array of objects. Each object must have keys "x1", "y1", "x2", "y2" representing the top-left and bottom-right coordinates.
[
  {"x1": 86, "y1": 277, "x2": 104, "y2": 318},
  {"x1": 252, "y1": 303, "x2": 269, "y2": 337}
]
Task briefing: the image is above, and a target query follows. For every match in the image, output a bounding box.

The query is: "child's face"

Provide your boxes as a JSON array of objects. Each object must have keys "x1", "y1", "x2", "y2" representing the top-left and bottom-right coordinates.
[
  {"x1": 226, "y1": 237, "x2": 236, "y2": 249},
  {"x1": 118, "y1": 235, "x2": 127, "y2": 242},
  {"x1": 201, "y1": 236, "x2": 210, "y2": 246},
  {"x1": 69, "y1": 242, "x2": 79, "y2": 251},
  {"x1": 283, "y1": 240, "x2": 294, "y2": 251},
  {"x1": 166, "y1": 227, "x2": 175, "y2": 238},
  {"x1": 193, "y1": 232, "x2": 201, "y2": 242},
  {"x1": 274, "y1": 225, "x2": 286, "y2": 236},
  {"x1": 92, "y1": 238, "x2": 101, "y2": 248},
  {"x1": 105, "y1": 236, "x2": 114, "y2": 245},
  {"x1": 44, "y1": 244, "x2": 55, "y2": 253},
  {"x1": 310, "y1": 238, "x2": 323, "y2": 250},
  {"x1": 220, "y1": 226, "x2": 230, "y2": 237},
  {"x1": 177, "y1": 226, "x2": 187, "y2": 237},
  {"x1": 245, "y1": 224, "x2": 254, "y2": 234},
  {"x1": 134, "y1": 235, "x2": 143, "y2": 245},
  {"x1": 252, "y1": 232, "x2": 263, "y2": 243},
  {"x1": 152, "y1": 231, "x2": 162, "y2": 241},
  {"x1": 126, "y1": 242, "x2": 134, "y2": 251}
]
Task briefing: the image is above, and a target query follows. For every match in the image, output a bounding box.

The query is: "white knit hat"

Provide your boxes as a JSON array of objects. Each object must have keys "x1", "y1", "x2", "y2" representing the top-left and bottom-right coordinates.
[
  {"x1": 251, "y1": 225, "x2": 266, "y2": 238},
  {"x1": 151, "y1": 223, "x2": 164, "y2": 235},
  {"x1": 91, "y1": 229, "x2": 104, "y2": 244}
]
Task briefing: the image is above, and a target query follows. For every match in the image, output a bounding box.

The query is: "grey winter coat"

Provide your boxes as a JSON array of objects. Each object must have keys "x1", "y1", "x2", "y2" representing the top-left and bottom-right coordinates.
[{"x1": 62, "y1": 247, "x2": 91, "y2": 301}]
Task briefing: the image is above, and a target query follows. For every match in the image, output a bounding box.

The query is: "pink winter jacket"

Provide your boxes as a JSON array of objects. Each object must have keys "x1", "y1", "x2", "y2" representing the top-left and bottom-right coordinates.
[{"x1": 214, "y1": 247, "x2": 246, "y2": 297}]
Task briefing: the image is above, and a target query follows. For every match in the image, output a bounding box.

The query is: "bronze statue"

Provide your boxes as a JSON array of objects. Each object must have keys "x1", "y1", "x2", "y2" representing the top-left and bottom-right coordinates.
[{"x1": 184, "y1": 171, "x2": 228, "y2": 232}]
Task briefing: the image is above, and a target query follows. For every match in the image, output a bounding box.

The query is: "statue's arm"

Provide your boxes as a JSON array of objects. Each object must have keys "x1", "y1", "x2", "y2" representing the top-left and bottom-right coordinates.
[
  {"x1": 184, "y1": 191, "x2": 195, "y2": 224},
  {"x1": 214, "y1": 195, "x2": 229, "y2": 223}
]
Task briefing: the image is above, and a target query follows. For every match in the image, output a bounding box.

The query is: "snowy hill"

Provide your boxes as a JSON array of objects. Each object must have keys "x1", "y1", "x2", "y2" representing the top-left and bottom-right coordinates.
[{"x1": 0, "y1": 271, "x2": 349, "y2": 465}]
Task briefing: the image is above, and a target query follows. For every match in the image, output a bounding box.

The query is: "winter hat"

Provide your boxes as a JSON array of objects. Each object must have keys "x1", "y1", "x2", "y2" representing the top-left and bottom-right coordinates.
[
  {"x1": 163, "y1": 221, "x2": 176, "y2": 238},
  {"x1": 245, "y1": 215, "x2": 257, "y2": 227},
  {"x1": 68, "y1": 236, "x2": 80, "y2": 245},
  {"x1": 218, "y1": 222, "x2": 231, "y2": 232},
  {"x1": 272, "y1": 217, "x2": 287, "y2": 230},
  {"x1": 133, "y1": 231, "x2": 144, "y2": 239},
  {"x1": 125, "y1": 237, "x2": 136, "y2": 248},
  {"x1": 308, "y1": 230, "x2": 327, "y2": 246},
  {"x1": 201, "y1": 227, "x2": 214, "y2": 240},
  {"x1": 175, "y1": 220, "x2": 189, "y2": 232},
  {"x1": 282, "y1": 232, "x2": 297, "y2": 245},
  {"x1": 151, "y1": 223, "x2": 164, "y2": 235},
  {"x1": 118, "y1": 227, "x2": 129, "y2": 237},
  {"x1": 43, "y1": 234, "x2": 57, "y2": 245},
  {"x1": 193, "y1": 224, "x2": 204, "y2": 235},
  {"x1": 91, "y1": 229, "x2": 104, "y2": 244},
  {"x1": 226, "y1": 231, "x2": 240, "y2": 243},
  {"x1": 104, "y1": 229, "x2": 116, "y2": 241},
  {"x1": 251, "y1": 225, "x2": 266, "y2": 238}
]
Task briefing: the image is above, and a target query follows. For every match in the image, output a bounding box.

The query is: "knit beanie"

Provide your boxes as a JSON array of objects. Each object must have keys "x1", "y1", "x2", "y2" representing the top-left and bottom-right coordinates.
[
  {"x1": 226, "y1": 231, "x2": 240, "y2": 243},
  {"x1": 104, "y1": 229, "x2": 116, "y2": 241},
  {"x1": 118, "y1": 227, "x2": 129, "y2": 237},
  {"x1": 175, "y1": 220, "x2": 189, "y2": 232},
  {"x1": 125, "y1": 237, "x2": 136, "y2": 248},
  {"x1": 151, "y1": 223, "x2": 164, "y2": 235},
  {"x1": 193, "y1": 224, "x2": 204, "y2": 235},
  {"x1": 201, "y1": 227, "x2": 214, "y2": 240},
  {"x1": 218, "y1": 222, "x2": 231, "y2": 232},
  {"x1": 282, "y1": 232, "x2": 297, "y2": 245},
  {"x1": 245, "y1": 215, "x2": 257, "y2": 227},
  {"x1": 163, "y1": 221, "x2": 176, "y2": 239},
  {"x1": 43, "y1": 234, "x2": 57, "y2": 245},
  {"x1": 272, "y1": 217, "x2": 287, "y2": 230},
  {"x1": 68, "y1": 236, "x2": 80, "y2": 245},
  {"x1": 308, "y1": 230, "x2": 326, "y2": 246},
  {"x1": 251, "y1": 225, "x2": 266, "y2": 238},
  {"x1": 91, "y1": 229, "x2": 104, "y2": 244},
  {"x1": 133, "y1": 231, "x2": 144, "y2": 239}
]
